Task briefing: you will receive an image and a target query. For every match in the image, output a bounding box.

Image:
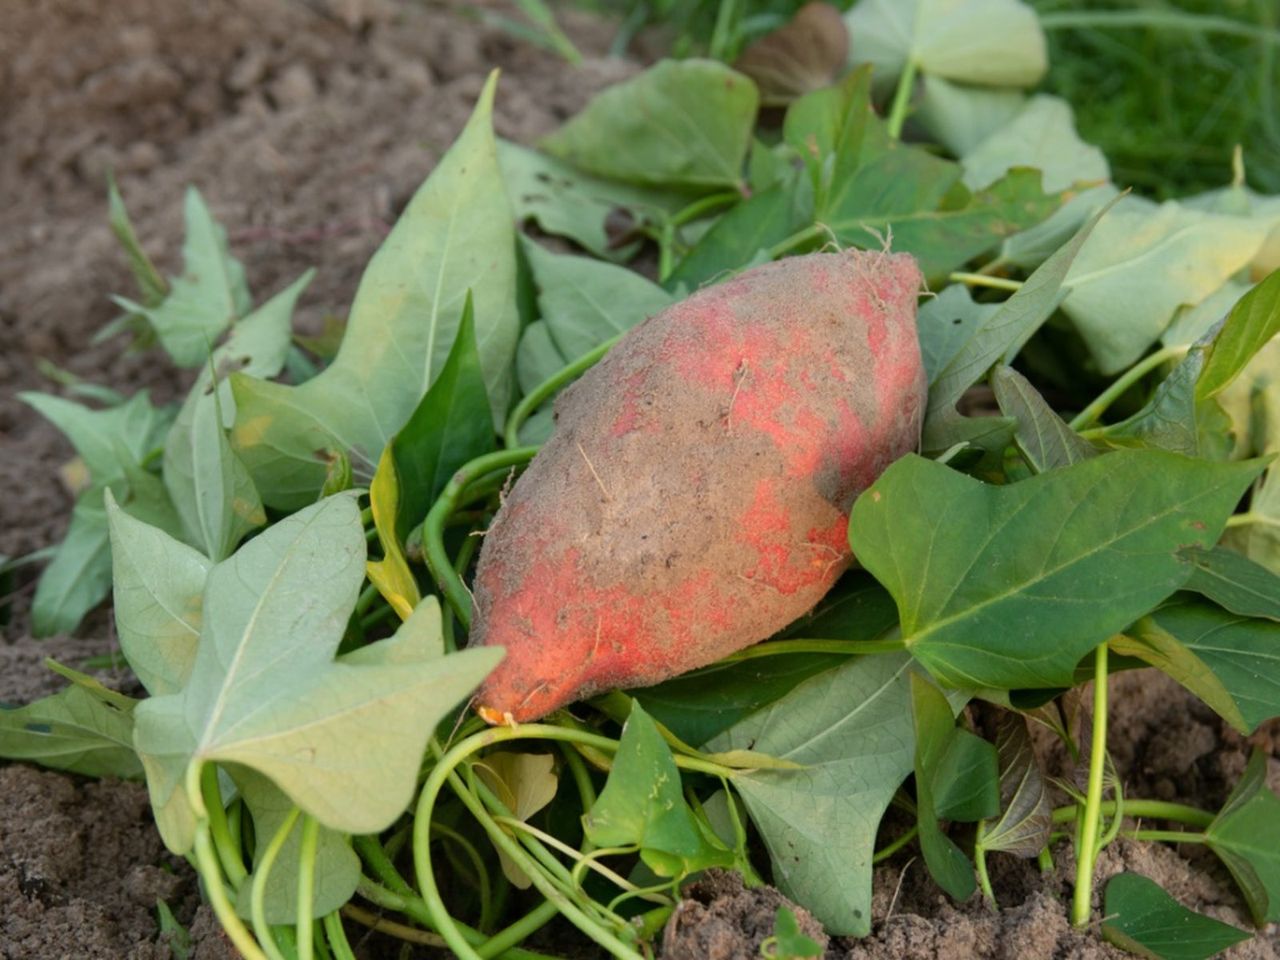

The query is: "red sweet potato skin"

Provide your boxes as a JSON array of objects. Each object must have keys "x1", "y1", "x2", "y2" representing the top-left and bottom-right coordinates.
[{"x1": 471, "y1": 250, "x2": 925, "y2": 721}]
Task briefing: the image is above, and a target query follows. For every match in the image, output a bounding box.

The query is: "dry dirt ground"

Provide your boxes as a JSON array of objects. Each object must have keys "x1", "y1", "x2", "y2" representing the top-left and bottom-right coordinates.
[{"x1": 1, "y1": 2, "x2": 1278, "y2": 958}]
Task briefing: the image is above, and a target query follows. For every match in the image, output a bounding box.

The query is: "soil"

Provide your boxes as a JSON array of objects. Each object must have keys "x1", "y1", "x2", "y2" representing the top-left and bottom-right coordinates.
[{"x1": 1, "y1": 2, "x2": 1278, "y2": 959}]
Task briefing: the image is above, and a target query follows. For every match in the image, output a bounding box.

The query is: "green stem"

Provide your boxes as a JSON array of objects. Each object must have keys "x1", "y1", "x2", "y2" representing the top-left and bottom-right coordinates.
[
  {"x1": 422, "y1": 448, "x2": 540, "y2": 626},
  {"x1": 1038, "y1": 9, "x2": 1280, "y2": 46},
  {"x1": 974, "y1": 820, "x2": 996, "y2": 908},
  {"x1": 708, "y1": 0, "x2": 740, "y2": 61},
  {"x1": 1050, "y1": 799, "x2": 1214, "y2": 828},
  {"x1": 1069, "y1": 344, "x2": 1189, "y2": 430},
  {"x1": 1037, "y1": 846, "x2": 1054, "y2": 874},
  {"x1": 1072, "y1": 643, "x2": 1110, "y2": 928},
  {"x1": 657, "y1": 221, "x2": 676, "y2": 282},
  {"x1": 201, "y1": 765, "x2": 248, "y2": 888},
  {"x1": 477, "y1": 903, "x2": 561, "y2": 960},
  {"x1": 251, "y1": 807, "x2": 302, "y2": 960},
  {"x1": 323, "y1": 914, "x2": 356, "y2": 960},
  {"x1": 766, "y1": 224, "x2": 824, "y2": 261},
  {"x1": 414, "y1": 728, "x2": 690, "y2": 959},
  {"x1": 948, "y1": 271, "x2": 1024, "y2": 292},
  {"x1": 1226, "y1": 511, "x2": 1280, "y2": 530},
  {"x1": 504, "y1": 338, "x2": 618, "y2": 449},
  {"x1": 188, "y1": 764, "x2": 268, "y2": 960},
  {"x1": 872, "y1": 824, "x2": 919, "y2": 863},
  {"x1": 721, "y1": 636, "x2": 905, "y2": 662},
  {"x1": 355, "y1": 877, "x2": 554, "y2": 960},
  {"x1": 353, "y1": 582, "x2": 380, "y2": 617},
  {"x1": 431, "y1": 820, "x2": 494, "y2": 926},
  {"x1": 1123, "y1": 828, "x2": 1206, "y2": 844},
  {"x1": 670, "y1": 191, "x2": 741, "y2": 228},
  {"x1": 296, "y1": 815, "x2": 320, "y2": 960},
  {"x1": 886, "y1": 58, "x2": 920, "y2": 140}
]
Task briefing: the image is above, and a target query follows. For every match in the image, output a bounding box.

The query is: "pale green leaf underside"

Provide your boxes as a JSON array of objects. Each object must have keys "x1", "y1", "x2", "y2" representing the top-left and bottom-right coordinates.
[
  {"x1": 845, "y1": 0, "x2": 1047, "y2": 90},
  {"x1": 232, "y1": 73, "x2": 518, "y2": 509},
  {"x1": 107, "y1": 491, "x2": 211, "y2": 697},
  {"x1": 133, "y1": 495, "x2": 501, "y2": 853}
]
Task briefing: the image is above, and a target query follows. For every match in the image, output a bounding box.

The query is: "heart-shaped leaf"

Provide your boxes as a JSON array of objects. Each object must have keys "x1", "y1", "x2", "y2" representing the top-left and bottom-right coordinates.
[
  {"x1": 540, "y1": 60, "x2": 758, "y2": 190},
  {"x1": 849, "y1": 451, "x2": 1266, "y2": 688},
  {"x1": 585, "y1": 702, "x2": 733, "y2": 878},
  {"x1": 132, "y1": 495, "x2": 502, "y2": 853},
  {"x1": 1102, "y1": 872, "x2": 1249, "y2": 960}
]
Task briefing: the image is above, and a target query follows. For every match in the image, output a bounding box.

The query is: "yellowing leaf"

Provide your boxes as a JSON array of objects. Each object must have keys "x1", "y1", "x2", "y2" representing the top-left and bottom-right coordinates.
[
  {"x1": 1062, "y1": 197, "x2": 1270, "y2": 374},
  {"x1": 476, "y1": 751, "x2": 558, "y2": 889}
]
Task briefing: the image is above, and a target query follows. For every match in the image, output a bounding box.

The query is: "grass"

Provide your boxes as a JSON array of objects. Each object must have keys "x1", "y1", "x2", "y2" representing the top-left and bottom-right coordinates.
[
  {"x1": 579, "y1": 0, "x2": 1280, "y2": 199},
  {"x1": 1028, "y1": 0, "x2": 1280, "y2": 197}
]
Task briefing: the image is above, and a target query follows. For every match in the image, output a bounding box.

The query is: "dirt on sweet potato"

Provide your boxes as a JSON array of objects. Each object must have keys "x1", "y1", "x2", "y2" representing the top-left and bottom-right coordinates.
[{"x1": 472, "y1": 250, "x2": 926, "y2": 721}]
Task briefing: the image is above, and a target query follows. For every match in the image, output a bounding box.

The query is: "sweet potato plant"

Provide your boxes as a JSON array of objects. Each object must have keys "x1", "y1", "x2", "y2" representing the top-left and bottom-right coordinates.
[{"x1": 5, "y1": 2, "x2": 1280, "y2": 958}]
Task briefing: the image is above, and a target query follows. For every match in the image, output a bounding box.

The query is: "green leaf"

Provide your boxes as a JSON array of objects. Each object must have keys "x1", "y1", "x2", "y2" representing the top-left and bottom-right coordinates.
[
  {"x1": 368, "y1": 296, "x2": 491, "y2": 617},
  {"x1": 516, "y1": 320, "x2": 569, "y2": 396},
  {"x1": 116, "y1": 187, "x2": 251, "y2": 368},
  {"x1": 1062, "y1": 198, "x2": 1270, "y2": 374},
  {"x1": 849, "y1": 451, "x2": 1266, "y2": 689},
  {"x1": 108, "y1": 175, "x2": 166, "y2": 306},
  {"x1": 992, "y1": 365, "x2": 1098, "y2": 472},
  {"x1": 106, "y1": 491, "x2": 211, "y2": 696},
  {"x1": 523, "y1": 240, "x2": 674, "y2": 364},
  {"x1": 637, "y1": 576, "x2": 899, "y2": 746},
  {"x1": 164, "y1": 272, "x2": 310, "y2": 560},
  {"x1": 0, "y1": 684, "x2": 142, "y2": 778},
  {"x1": 540, "y1": 59, "x2": 758, "y2": 189},
  {"x1": 1196, "y1": 267, "x2": 1280, "y2": 401},
  {"x1": 1204, "y1": 750, "x2": 1280, "y2": 924},
  {"x1": 922, "y1": 196, "x2": 1115, "y2": 452},
  {"x1": 231, "y1": 72, "x2": 518, "y2": 508},
  {"x1": 932, "y1": 728, "x2": 999, "y2": 823},
  {"x1": 783, "y1": 69, "x2": 1056, "y2": 282},
  {"x1": 917, "y1": 285, "x2": 999, "y2": 385},
  {"x1": 1102, "y1": 872, "x2": 1250, "y2": 960},
  {"x1": 498, "y1": 140, "x2": 682, "y2": 260},
  {"x1": 21, "y1": 390, "x2": 173, "y2": 487},
  {"x1": 132, "y1": 496, "x2": 502, "y2": 853},
  {"x1": 707, "y1": 654, "x2": 920, "y2": 936},
  {"x1": 1100, "y1": 339, "x2": 1215, "y2": 458},
  {"x1": 232, "y1": 769, "x2": 360, "y2": 923},
  {"x1": 1116, "y1": 596, "x2": 1280, "y2": 735},
  {"x1": 764, "y1": 906, "x2": 823, "y2": 959},
  {"x1": 633, "y1": 654, "x2": 847, "y2": 750},
  {"x1": 584, "y1": 702, "x2": 733, "y2": 878},
  {"x1": 960, "y1": 95, "x2": 1108, "y2": 194},
  {"x1": 915, "y1": 76, "x2": 1025, "y2": 158},
  {"x1": 1179, "y1": 546, "x2": 1280, "y2": 621},
  {"x1": 666, "y1": 184, "x2": 808, "y2": 291},
  {"x1": 910, "y1": 673, "x2": 977, "y2": 900},
  {"x1": 388, "y1": 294, "x2": 495, "y2": 543},
  {"x1": 1163, "y1": 280, "x2": 1251, "y2": 350},
  {"x1": 999, "y1": 183, "x2": 1121, "y2": 271},
  {"x1": 31, "y1": 490, "x2": 114, "y2": 637},
  {"x1": 977, "y1": 714, "x2": 1051, "y2": 857},
  {"x1": 845, "y1": 0, "x2": 1047, "y2": 90},
  {"x1": 476, "y1": 751, "x2": 559, "y2": 889},
  {"x1": 156, "y1": 901, "x2": 192, "y2": 960}
]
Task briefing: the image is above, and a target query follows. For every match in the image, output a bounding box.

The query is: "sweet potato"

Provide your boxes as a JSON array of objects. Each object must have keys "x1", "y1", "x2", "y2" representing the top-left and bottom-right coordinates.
[{"x1": 471, "y1": 249, "x2": 926, "y2": 722}]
